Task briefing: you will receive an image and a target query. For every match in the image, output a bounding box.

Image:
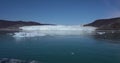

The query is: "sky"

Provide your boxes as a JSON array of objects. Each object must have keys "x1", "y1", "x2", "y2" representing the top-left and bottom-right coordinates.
[{"x1": 0, "y1": 0, "x2": 120, "y2": 25}]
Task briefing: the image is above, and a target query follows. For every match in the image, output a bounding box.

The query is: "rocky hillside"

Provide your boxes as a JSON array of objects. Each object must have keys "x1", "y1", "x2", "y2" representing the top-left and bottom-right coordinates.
[
  {"x1": 0, "y1": 20, "x2": 54, "y2": 31},
  {"x1": 84, "y1": 17, "x2": 120, "y2": 30},
  {"x1": 0, "y1": 20, "x2": 41, "y2": 28}
]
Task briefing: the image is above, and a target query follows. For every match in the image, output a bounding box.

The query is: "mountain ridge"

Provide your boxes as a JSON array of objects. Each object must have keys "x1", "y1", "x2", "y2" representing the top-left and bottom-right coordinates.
[
  {"x1": 0, "y1": 20, "x2": 54, "y2": 32},
  {"x1": 84, "y1": 17, "x2": 120, "y2": 30}
]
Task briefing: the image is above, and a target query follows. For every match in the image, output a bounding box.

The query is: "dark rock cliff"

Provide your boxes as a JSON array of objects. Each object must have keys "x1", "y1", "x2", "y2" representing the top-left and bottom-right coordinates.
[
  {"x1": 84, "y1": 17, "x2": 120, "y2": 30},
  {"x1": 0, "y1": 20, "x2": 41, "y2": 28},
  {"x1": 0, "y1": 20, "x2": 54, "y2": 31}
]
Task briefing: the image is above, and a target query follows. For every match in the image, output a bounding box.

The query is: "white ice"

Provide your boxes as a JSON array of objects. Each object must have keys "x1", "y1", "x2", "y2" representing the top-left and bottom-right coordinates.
[{"x1": 13, "y1": 25, "x2": 96, "y2": 37}]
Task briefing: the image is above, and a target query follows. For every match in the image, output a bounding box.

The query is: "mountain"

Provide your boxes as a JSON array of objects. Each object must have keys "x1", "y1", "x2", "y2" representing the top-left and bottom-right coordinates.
[
  {"x1": 84, "y1": 17, "x2": 120, "y2": 30},
  {"x1": 0, "y1": 20, "x2": 52, "y2": 31},
  {"x1": 0, "y1": 20, "x2": 41, "y2": 28}
]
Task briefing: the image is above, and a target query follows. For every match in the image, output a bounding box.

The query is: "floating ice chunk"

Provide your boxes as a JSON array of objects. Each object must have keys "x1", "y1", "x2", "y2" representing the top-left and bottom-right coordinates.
[
  {"x1": 97, "y1": 32, "x2": 106, "y2": 35},
  {"x1": 13, "y1": 31, "x2": 46, "y2": 37},
  {"x1": 71, "y1": 52, "x2": 75, "y2": 55}
]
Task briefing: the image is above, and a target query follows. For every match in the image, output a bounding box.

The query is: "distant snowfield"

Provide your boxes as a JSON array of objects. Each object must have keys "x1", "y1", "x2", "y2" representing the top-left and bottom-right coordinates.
[{"x1": 13, "y1": 25, "x2": 96, "y2": 37}]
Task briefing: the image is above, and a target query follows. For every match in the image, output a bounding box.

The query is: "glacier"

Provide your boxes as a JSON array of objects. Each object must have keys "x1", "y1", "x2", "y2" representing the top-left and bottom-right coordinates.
[{"x1": 13, "y1": 25, "x2": 96, "y2": 37}]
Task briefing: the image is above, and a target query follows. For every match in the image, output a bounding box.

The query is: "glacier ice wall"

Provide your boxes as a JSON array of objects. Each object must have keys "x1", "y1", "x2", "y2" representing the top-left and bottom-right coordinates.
[{"x1": 13, "y1": 25, "x2": 96, "y2": 37}]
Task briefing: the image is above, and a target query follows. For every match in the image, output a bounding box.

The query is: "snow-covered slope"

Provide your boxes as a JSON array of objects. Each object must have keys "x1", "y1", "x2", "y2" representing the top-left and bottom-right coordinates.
[{"x1": 13, "y1": 25, "x2": 96, "y2": 37}]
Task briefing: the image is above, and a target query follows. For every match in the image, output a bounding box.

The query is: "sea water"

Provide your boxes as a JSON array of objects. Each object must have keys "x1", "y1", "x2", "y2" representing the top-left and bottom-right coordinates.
[{"x1": 0, "y1": 25, "x2": 120, "y2": 63}]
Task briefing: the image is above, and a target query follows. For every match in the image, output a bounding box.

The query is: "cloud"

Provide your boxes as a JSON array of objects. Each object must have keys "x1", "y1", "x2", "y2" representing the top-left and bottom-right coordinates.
[
  {"x1": 103, "y1": 0, "x2": 120, "y2": 18},
  {"x1": 111, "y1": 11, "x2": 120, "y2": 17}
]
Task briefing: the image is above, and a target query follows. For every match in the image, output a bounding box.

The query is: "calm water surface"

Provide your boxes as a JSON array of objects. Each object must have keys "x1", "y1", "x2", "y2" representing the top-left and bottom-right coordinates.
[{"x1": 0, "y1": 34, "x2": 120, "y2": 63}]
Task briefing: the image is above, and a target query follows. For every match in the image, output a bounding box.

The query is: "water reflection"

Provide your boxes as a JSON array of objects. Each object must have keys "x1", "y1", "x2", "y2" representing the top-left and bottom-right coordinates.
[{"x1": 93, "y1": 30, "x2": 120, "y2": 43}]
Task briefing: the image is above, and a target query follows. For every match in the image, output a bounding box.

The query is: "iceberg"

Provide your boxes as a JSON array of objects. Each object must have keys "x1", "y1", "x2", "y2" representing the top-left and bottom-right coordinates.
[{"x1": 13, "y1": 25, "x2": 96, "y2": 37}]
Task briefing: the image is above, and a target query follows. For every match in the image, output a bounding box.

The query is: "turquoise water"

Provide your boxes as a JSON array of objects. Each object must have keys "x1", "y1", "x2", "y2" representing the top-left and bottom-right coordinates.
[{"x1": 0, "y1": 34, "x2": 120, "y2": 63}]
